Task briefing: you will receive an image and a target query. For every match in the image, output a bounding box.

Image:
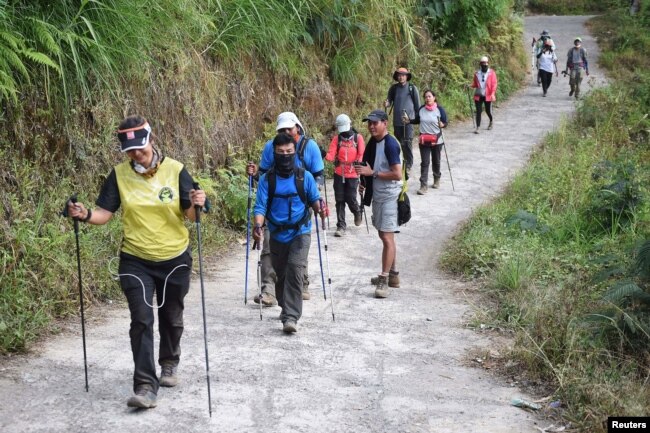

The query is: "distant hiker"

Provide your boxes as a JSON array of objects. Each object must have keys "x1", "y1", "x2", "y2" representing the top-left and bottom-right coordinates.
[
  {"x1": 66, "y1": 115, "x2": 206, "y2": 409},
  {"x1": 355, "y1": 110, "x2": 402, "y2": 298},
  {"x1": 537, "y1": 39, "x2": 558, "y2": 97},
  {"x1": 384, "y1": 67, "x2": 420, "y2": 177},
  {"x1": 324, "y1": 114, "x2": 366, "y2": 237},
  {"x1": 532, "y1": 30, "x2": 556, "y2": 85},
  {"x1": 246, "y1": 112, "x2": 325, "y2": 306},
  {"x1": 566, "y1": 37, "x2": 589, "y2": 99},
  {"x1": 403, "y1": 90, "x2": 448, "y2": 194},
  {"x1": 252, "y1": 132, "x2": 326, "y2": 333},
  {"x1": 470, "y1": 56, "x2": 498, "y2": 134}
]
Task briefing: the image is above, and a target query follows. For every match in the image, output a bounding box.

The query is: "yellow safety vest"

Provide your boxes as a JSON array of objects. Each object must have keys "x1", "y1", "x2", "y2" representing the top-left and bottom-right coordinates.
[{"x1": 115, "y1": 157, "x2": 189, "y2": 261}]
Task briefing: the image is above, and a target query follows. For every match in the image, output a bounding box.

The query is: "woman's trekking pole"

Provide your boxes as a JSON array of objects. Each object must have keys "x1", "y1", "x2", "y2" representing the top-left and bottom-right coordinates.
[
  {"x1": 254, "y1": 240, "x2": 262, "y2": 321},
  {"x1": 244, "y1": 175, "x2": 253, "y2": 305},
  {"x1": 466, "y1": 86, "x2": 476, "y2": 129},
  {"x1": 62, "y1": 195, "x2": 89, "y2": 392},
  {"x1": 438, "y1": 119, "x2": 455, "y2": 191},
  {"x1": 314, "y1": 213, "x2": 327, "y2": 300},
  {"x1": 192, "y1": 182, "x2": 213, "y2": 417},
  {"x1": 320, "y1": 217, "x2": 335, "y2": 321}
]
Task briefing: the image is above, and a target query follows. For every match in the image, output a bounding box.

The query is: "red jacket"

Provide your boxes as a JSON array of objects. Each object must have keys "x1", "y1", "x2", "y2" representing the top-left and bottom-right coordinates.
[
  {"x1": 471, "y1": 68, "x2": 498, "y2": 102},
  {"x1": 325, "y1": 132, "x2": 366, "y2": 178}
]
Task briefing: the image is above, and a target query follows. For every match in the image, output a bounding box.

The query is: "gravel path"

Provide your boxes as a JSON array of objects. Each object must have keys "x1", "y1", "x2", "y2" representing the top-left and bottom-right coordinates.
[{"x1": 0, "y1": 16, "x2": 606, "y2": 433}]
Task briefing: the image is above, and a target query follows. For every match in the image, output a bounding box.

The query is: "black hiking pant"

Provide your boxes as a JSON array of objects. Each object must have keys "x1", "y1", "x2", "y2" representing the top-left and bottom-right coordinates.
[
  {"x1": 475, "y1": 97, "x2": 493, "y2": 128},
  {"x1": 119, "y1": 249, "x2": 192, "y2": 395},
  {"x1": 333, "y1": 173, "x2": 361, "y2": 230},
  {"x1": 540, "y1": 70, "x2": 553, "y2": 94},
  {"x1": 270, "y1": 234, "x2": 310, "y2": 324},
  {"x1": 393, "y1": 124, "x2": 414, "y2": 170},
  {"x1": 419, "y1": 144, "x2": 442, "y2": 186}
]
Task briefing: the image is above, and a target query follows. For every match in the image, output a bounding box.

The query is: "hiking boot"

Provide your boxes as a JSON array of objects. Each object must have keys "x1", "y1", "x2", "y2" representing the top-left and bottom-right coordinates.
[
  {"x1": 159, "y1": 364, "x2": 178, "y2": 387},
  {"x1": 253, "y1": 291, "x2": 278, "y2": 307},
  {"x1": 487, "y1": 121, "x2": 493, "y2": 130},
  {"x1": 474, "y1": 127, "x2": 480, "y2": 134},
  {"x1": 374, "y1": 276, "x2": 390, "y2": 298},
  {"x1": 370, "y1": 271, "x2": 400, "y2": 288},
  {"x1": 334, "y1": 227, "x2": 345, "y2": 237},
  {"x1": 432, "y1": 178, "x2": 440, "y2": 189},
  {"x1": 302, "y1": 290, "x2": 311, "y2": 300},
  {"x1": 542, "y1": 91, "x2": 547, "y2": 97},
  {"x1": 417, "y1": 185, "x2": 428, "y2": 195},
  {"x1": 283, "y1": 320, "x2": 297, "y2": 333},
  {"x1": 127, "y1": 387, "x2": 157, "y2": 409},
  {"x1": 569, "y1": 89, "x2": 574, "y2": 97},
  {"x1": 354, "y1": 212, "x2": 363, "y2": 226}
]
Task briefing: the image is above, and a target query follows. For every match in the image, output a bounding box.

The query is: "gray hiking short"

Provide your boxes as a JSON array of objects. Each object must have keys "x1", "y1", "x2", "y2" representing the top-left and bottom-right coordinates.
[{"x1": 371, "y1": 199, "x2": 399, "y2": 233}]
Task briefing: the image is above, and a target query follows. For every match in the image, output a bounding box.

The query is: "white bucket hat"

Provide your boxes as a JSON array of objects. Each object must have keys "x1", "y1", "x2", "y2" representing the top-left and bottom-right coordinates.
[{"x1": 276, "y1": 112, "x2": 304, "y2": 132}]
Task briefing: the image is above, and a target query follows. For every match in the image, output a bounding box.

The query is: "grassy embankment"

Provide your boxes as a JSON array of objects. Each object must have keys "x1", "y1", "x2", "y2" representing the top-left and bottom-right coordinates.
[
  {"x1": 0, "y1": 0, "x2": 525, "y2": 353},
  {"x1": 441, "y1": 5, "x2": 650, "y2": 431}
]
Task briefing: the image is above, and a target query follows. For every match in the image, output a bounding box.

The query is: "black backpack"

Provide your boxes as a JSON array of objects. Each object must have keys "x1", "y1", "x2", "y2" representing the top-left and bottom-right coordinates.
[{"x1": 265, "y1": 167, "x2": 311, "y2": 233}]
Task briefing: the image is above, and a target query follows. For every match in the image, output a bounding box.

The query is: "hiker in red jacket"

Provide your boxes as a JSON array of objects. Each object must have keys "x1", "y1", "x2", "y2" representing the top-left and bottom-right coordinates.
[
  {"x1": 325, "y1": 114, "x2": 366, "y2": 237},
  {"x1": 470, "y1": 56, "x2": 498, "y2": 134}
]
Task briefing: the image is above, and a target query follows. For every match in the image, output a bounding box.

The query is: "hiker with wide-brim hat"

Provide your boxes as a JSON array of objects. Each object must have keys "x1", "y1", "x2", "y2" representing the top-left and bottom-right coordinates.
[
  {"x1": 324, "y1": 114, "x2": 366, "y2": 237},
  {"x1": 355, "y1": 110, "x2": 403, "y2": 299},
  {"x1": 470, "y1": 56, "x2": 498, "y2": 134},
  {"x1": 384, "y1": 67, "x2": 420, "y2": 177},
  {"x1": 252, "y1": 132, "x2": 326, "y2": 333},
  {"x1": 246, "y1": 112, "x2": 325, "y2": 306},
  {"x1": 65, "y1": 115, "x2": 206, "y2": 409}
]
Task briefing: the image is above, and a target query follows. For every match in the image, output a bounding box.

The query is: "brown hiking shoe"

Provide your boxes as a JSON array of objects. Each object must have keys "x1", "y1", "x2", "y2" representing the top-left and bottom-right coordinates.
[
  {"x1": 370, "y1": 271, "x2": 400, "y2": 288},
  {"x1": 354, "y1": 212, "x2": 363, "y2": 226},
  {"x1": 127, "y1": 387, "x2": 157, "y2": 409},
  {"x1": 374, "y1": 276, "x2": 390, "y2": 298},
  {"x1": 417, "y1": 185, "x2": 428, "y2": 195},
  {"x1": 253, "y1": 291, "x2": 278, "y2": 306},
  {"x1": 159, "y1": 364, "x2": 178, "y2": 387},
  {"x1": 432, "y1": 178, "x2": 440, "y2": 189},
  {"x1": 334, "y1": 227, "x2": 345, "y2": 237}
]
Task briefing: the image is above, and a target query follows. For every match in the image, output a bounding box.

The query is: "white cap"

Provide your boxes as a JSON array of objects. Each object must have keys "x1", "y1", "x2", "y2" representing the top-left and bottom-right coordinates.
[
  {"x1": 480, "y1": 56, "x2": 489, "y2": 64},
  {"x1": 276, "y1": 111, "x2": 304, "y2": 132},
  {"x1": 335, "y1": 114, "x2": 351, "y2": 133}
]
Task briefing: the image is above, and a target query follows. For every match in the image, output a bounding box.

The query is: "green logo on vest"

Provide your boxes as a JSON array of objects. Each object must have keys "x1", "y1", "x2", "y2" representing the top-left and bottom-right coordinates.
[{"x1": 158, "y1": 187, "x2": 173, "y2": 203}]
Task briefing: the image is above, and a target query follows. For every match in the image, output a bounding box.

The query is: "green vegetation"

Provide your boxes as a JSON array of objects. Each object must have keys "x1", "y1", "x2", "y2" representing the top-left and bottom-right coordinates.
[
  {"x1": 441, "y1": 6, "x2": 650, "y2": 431},
  {"x1": 0, "y1": 0, "x2": 524, "y2": 353}
]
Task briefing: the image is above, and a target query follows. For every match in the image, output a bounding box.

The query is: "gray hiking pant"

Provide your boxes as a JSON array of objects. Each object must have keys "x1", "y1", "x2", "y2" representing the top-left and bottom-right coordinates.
[
  {"x1": 570, "y1": 67, "x2": 584, "y2": 97},
  {"x1": 393, "y1": 124, "x2": 414, "y2": 170},
  {"x1": 261, "y1": 225, "x2": 310, "y2": 295},
  {"x1": 419, "y1": 144, "x2": 442, "y2": 186},
  {"x1": 270, "y1": 234, "x2": 310, "y2": 323}
]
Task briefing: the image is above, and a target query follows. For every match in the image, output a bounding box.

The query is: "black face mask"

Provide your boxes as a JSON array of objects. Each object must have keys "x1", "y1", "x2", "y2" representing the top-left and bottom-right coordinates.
[
  {"x1": 274, "y1": 153, "x2": 295, "y2": 177},
  {"x1": 480, "y1": 64, "x2": 488, "y2": 73}
]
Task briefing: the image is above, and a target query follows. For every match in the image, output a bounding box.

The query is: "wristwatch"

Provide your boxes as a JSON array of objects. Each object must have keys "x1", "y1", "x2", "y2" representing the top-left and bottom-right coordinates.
[{"x1": 373, "y1": 170, "x2": 378, "y2": 179}]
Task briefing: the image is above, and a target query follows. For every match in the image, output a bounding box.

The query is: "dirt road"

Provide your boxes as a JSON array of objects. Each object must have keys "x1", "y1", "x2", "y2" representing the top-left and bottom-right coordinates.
[{"x1": 0, "y1": 16, "x2": 606, "y2": 433}]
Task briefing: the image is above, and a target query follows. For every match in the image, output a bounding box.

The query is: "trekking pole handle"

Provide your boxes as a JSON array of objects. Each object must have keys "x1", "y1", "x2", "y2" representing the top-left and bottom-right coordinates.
[{"x1": 61, "y1": 194, "x2": 78, "y2": 218}]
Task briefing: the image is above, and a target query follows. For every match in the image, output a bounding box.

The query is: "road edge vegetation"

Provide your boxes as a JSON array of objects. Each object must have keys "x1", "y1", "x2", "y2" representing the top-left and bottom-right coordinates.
[{"x1": 440, "y1": 5, "x2": 650, "y2": 431}]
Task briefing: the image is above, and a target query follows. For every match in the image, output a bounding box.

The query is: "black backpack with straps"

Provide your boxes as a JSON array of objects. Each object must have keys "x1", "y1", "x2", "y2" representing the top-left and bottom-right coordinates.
[{"x1": 265, "y1": 167, "x2": 311, "y2": 233}]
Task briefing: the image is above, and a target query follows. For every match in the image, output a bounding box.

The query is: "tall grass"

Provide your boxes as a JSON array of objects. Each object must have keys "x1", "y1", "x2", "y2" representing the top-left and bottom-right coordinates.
[{"x1": 441, "y1": 7, "x2": 650, "y2": 431}]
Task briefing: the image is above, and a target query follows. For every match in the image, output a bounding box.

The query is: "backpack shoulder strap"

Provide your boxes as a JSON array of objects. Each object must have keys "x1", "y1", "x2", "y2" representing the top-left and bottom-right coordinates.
[
  {"x1": 297, "y1": 135, "x2": 308, "y2": 165},
  {"x1": 409, "y1": 84, "x2": 418, "y2": 109},
  {"x1": 294, "y1": 167, "x2": 306, "y2": 205}
]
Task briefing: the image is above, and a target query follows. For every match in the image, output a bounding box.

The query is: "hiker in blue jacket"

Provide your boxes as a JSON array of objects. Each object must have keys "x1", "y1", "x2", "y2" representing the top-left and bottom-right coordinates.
[
  {"x1": 252, "y1": 132, "x2": 325, "y2": 333},
  {"x1": 247, "y1": 112, "x2": 326, "y2": 306}
]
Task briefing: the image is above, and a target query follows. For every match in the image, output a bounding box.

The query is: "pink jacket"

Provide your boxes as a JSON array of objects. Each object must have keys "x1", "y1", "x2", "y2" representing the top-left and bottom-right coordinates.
[
  {"x1": 325, "y1": 132, "x2": 366, "y2": 178},
  {"x1": 471, "y1": 69, "x2": 498, "y2": 102}
]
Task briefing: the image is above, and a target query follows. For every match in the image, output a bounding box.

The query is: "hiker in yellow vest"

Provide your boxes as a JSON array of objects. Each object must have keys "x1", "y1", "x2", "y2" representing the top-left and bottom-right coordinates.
[{"x1": 66, "y1": 115, "x2": 206, "y2": 409}]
